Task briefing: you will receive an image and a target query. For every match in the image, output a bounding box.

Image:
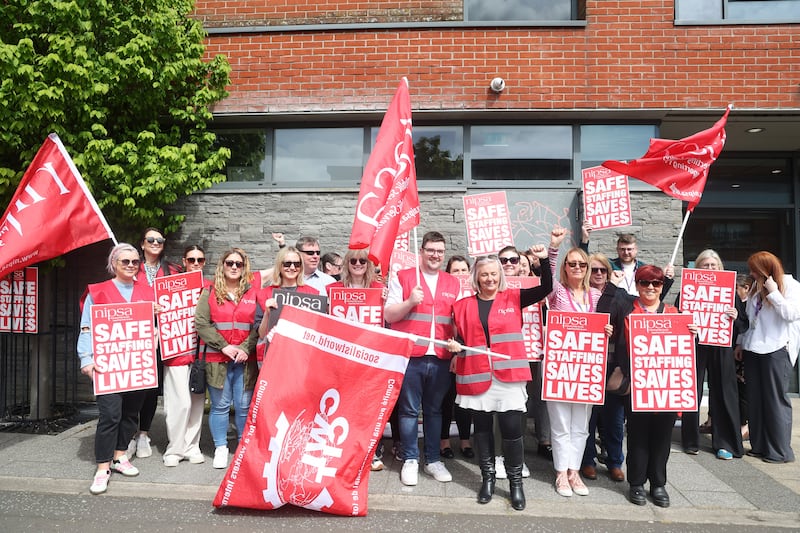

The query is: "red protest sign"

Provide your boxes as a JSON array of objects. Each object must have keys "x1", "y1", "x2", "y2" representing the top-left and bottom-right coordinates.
[
  {"x1": 213, "y1": 305, "x2": 413, "y2": 516},
  {"x1": 91, "y1": 301, "x2": 157, "y2": 395},
  {"x1": 581, "y1": 166, "x2": 632, "y2": 230},
  {"x1": 388, "y1": 248, "x2": 417, "y2": 285},
  {"x1": 507, "y1": 276, "x2": 545, "y2": 362},
  {"x1": 629, "y1": 313, "x2": 697, "y2": 412},
  {"x1": 680, "y1": 268, "x2": 736, "y2": 347},
  {"x1": 329, "y1": 287, "x2": 384, "y2": 326},
  {"x1": 452, "y1": 274, "x2": 475, "y2": 301},
  {"x1": 542, "y1": 311, "x2": 608, "y2": 404},
  {"x1": 463, "y1": 191, "x2": 514, "y2": 256},
  {"x1": 0, "y1": 267, "x2": 38, "y2": 333},
  {"x1": 155, "y1": 270, "x2": 204, "y2": 360}
]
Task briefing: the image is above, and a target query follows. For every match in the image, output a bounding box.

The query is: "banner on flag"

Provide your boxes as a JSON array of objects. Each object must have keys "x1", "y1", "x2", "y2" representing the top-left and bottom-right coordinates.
[
  {"x1": 463, "y1": 191, "x2": 514, "y2": 256},
  {"x1": 0, "y1": 134, "x2": 115, "y2": 279},
  {"x1": 680, "y1": 268, "x2": 737, "y2": 347},
  {"x1": 349, "y1": 78, "x2": 420, "y2": 276},
  {"x1": 155, "y1": 271, "x2": 204, "y2": 360},
  {"x1": 328, "y1": 287, "x2": 384, "y2": 326},
  {"x1": 213, "y1": 305, "x2": 414, "y2": 516},
  {"x1": 541, "y1": 311, "x2": 608, "y2": 404},
  {"x1": 629, "y1": 313, "x2": 697, "y2": 412},
  {"x1": 0, "y1": 267, "x2": 38, "y2": 333},
  {"x1": 581, "y1": 166, "x2": 631, "y2": 230},
  {"x1": 91, "y1": 301, "x2": 157, "y2": 395}
]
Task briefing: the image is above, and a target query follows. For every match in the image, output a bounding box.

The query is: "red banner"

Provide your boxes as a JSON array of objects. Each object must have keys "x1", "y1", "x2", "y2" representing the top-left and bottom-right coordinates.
[
  {"x1": 91, "y1": 301, "x2": 157, "y2": 395},
  {"x1": 0, "y1": 134, "x2": 115, "y2": 279},
  {"x1": 349, "y1": 78, "x2": 420, "y2": 276},
  {"x1": 155, "y1": 271, "x2": 204, "y2": 360},
  {"x1": 328, "y1": 287, "x2": 384, "y2": 326},
  {"x1": 0, "y1": 267, "x2": 38, "y2": 333},
  {"x1": 463, "y1": 191, "x2": 514, "y2": 256},
  {"x1": 629, "y1": 313, "x2": 697, "y2": 412},
  {"x1": 541, "y1": 311, "x2": 609, "y2": 404},
  {"x1": 680, "y1": 268, "x2": 736, "y2": 347},
  {"x1": 581, "y1": 166, "x2": 631, "y2": 230},
  {"x1": 213, "y1": 305, "x2": 413, "y2": 516}
]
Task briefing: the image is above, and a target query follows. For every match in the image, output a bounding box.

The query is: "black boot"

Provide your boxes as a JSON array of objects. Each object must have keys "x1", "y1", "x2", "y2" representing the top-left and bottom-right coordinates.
[
  {"x1": 503, "y1": 437, "x2": 526, "y2": 510},
  {"x1": 473, "y1": 431, "x2": 495, "y2": 504}
]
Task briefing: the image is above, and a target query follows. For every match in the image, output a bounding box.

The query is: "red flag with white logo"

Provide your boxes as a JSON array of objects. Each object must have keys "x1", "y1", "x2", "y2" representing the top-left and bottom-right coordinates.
[
  {"x1": 602, "y1": 106, "x2": 731, "y2": 212},
  {"x1": 349, "y1": 78, "x2": 420, "y2": 276},
  {"x1": 0, "y1": 134, "x2": 115, "y2": 278},
  {"x1": 213, "y1": 305, "x2": 413, "y2": 516}
]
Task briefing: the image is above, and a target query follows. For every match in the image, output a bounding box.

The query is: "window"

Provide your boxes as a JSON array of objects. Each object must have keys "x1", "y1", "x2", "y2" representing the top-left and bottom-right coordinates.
[
  {"x1": 371, "y1": 126, "x2": 464, "y2": 181},
  {"x1": 465, "y1": 0, "x2": 584, "y2": 21},
  {"x1": 470, "y1": 126, "x2": 572, "y2": 182},
  {"x1": 214, "y1": 130, "x2": 267, "y2": 182},
  {"x1": 580, "y1": 125, "x2": 657, "y2": 170},
  {"x1": 676, "y1": 0, "x2": 800, "y2": 23},
  {"x1": 274, "y1": 128, "x2": 363, "y2": 185}
]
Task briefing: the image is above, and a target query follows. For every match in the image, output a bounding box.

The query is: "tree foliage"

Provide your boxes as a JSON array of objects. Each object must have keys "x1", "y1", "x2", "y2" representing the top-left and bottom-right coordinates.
[{"x1": 0, "y1": 0, "x2": 231, "y2": 242}]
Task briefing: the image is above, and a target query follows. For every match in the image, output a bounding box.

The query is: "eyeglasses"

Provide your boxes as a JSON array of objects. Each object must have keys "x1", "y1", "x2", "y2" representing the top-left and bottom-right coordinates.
[
  {"x1": 118, "y1": 258, "x2": 140, "y2": 267},
  {"x1": 185, "y1": 257, "x2": 205, "y2": 264},
  {"x1": 591, "y1": 267, "x2": 607, "y2": 274},
  {"x1": 566, "y1": 261, "x2": 589, "y2": 269},
  {"x1": 423, "y1": 248, "x2": 445, "y2": 256},
  {"x1": 145, "y1": 237, "x2": 165, "y2": 244},
  {"x1": 499, "y1": 256, "x2": 520, "y2": 265},
  {"x1": 332, "y1": 263, "x2": 343, "y2": 269},
  {"x1": 300, "y1": 250, "x2": 321, "y2": 256},
  {"x1": 282, "y1": 261, "x2": 302, "y2": 268},
  {"x1": 349, "y1": 258, "x2": 368, "y2": 265},
  {"x1": 637, "y1": 279, "x2": 664, "y2": 288},
  {"x1": 224, "y1": 260, "x2": 244, "y2": 269}
]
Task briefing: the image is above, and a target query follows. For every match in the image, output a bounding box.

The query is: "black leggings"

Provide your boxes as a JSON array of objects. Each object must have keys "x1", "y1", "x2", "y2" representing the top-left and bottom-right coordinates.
[{"x1": 471, "y1": 409, "x2": 523, "y2": 440}]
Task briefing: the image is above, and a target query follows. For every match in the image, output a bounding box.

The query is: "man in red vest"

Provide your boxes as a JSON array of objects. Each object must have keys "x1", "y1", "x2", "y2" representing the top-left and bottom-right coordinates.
[{"x1": 385, "y1": 231, "x2": 460, "y2": 486}]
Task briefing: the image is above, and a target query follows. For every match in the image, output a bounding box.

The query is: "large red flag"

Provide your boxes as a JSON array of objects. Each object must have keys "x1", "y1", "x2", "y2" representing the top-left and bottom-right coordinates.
[
  {"x1": 0, "y1": 134, "x2": 115, "y2": 278},
  {"x1": 349, "y1": 78, "x2": 420, "y2": 276},
  {"x1": 602, "y1": 106, "x2": 731, "y2": 212}
]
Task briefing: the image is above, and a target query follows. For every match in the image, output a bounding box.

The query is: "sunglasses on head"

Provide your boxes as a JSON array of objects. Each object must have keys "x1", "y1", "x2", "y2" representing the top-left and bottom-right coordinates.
[
  {"x1": 301, "y1": 250, "x2": 321, "y2": 256},
  {"x1": 118, "y1": 258, "x2": 140, "y2": 267},
  {"x1": 224, "y1": 260, "x2": 244, "y2": 268},
  {"x1": 185, "y1": 257, "x2": 205, "y2": 264},
  {"x1": 349, "y1": 258, "x2": 368, "y2": 265},
  {"x1": 591, "y1": 267, "x2": 607, "y2": 274},
  {"x1": 637, "y1": 279, "x2": 664, "y2": 288},
  {"x1": 566, "y1": 261, "x2": 588, "y2": 269},
  {"x1": 499, "y1": 256, "x2": 519, "y2": 265},
  {"x1": 282, "y1": 261, "x2": 302, "y2": 268},
  {"x1": 145, "y1": 236, "x2": 165, "y2": 244}
]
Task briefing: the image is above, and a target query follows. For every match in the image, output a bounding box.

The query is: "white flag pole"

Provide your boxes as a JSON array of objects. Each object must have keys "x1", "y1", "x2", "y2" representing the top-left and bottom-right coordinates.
[
  {"x1": 413, "y1": 226, "x2": 421, "y2": 287},
  {"x1": 669, "y1": 209, "x2": 692, "y2": 267}
]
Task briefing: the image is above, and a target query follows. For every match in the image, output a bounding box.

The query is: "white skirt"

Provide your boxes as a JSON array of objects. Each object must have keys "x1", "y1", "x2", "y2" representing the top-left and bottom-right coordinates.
[{"x1": 456, "y1": 377, "x2": 528, "y2": 413}]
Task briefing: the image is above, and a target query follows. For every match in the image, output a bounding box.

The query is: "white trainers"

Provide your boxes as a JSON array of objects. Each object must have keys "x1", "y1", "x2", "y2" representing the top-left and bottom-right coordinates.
[
  {"x1": 371, "y1": 456, "x2": 385, "y2": 471},
  {"x1": 188, "y1": 453, "x2": 205, "y2": 464},
  {"x1": 213, "y1": 446, "x2": 229, "y2": 469},
  {"x1": 163, "y1": 455, "x2": 181, "y2": 467},
  {"x1": 423, "y1": 461, "x2": 452, "y2": 482},
  {"x1": 522, "y1": 462, "x2": 530, "y2": 478},
  {"x1": 135, "y1": 434, "x2": 152, "y2": 458},
  {"x1": 126, "y1": 438, "x2": 137, "y2": 458},
  {"x1": 400, "y1": 459, "x2": 419, "y2": 486},
  {"x1": 495, "y1": 456, "x2": 507, "y2": 479},
  {"x1": 89, "y1": 469, "x2": 110, "y2": 495},
  {"x1": 111, "y1": 455, "x2": 139, "y2": 476}
]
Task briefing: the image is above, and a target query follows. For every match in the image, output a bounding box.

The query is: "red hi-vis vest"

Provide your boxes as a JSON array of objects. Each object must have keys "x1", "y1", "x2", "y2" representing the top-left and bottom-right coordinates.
[
  {"x1": 452, "y1": 289, "x2": 532, "y2": 395},
  {"x1": 201, "y1": 286, "x2": 258, "y2": 364},
  {"x1": 390, "y1": 268, "x2": 458, "y2": 359},
  {"x1": 86, "y1": 278, "x2": 155, "y2": 306}
]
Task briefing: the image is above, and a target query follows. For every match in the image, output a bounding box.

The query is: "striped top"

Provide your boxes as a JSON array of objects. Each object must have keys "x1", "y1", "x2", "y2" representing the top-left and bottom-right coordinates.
[{"x1": 546, "y1": 247, "x2": 602, "y2": 313}]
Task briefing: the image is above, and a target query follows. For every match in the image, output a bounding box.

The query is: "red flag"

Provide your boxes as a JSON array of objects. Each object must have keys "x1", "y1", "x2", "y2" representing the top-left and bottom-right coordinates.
[
  {"x1": 349, "y1": 78, "x2": 420, "y2": 275},
  {"x1": 602, "y1": 106, "x2": 731, "y2": 212},
  {"x1": 0, "y1": 134, "x2": 115, "y2": 278},
  {"x1": 213, "y1": 305, "x2": 413, "y2": 516}
]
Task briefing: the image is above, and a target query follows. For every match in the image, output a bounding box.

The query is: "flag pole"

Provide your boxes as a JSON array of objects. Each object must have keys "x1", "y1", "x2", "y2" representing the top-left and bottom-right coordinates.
[
  {"x1": 413, "y1": 226, "x2": 421, "y2": 287},
  {"x1": 669, "y1": 208, "x2": 692, "y2": 267}
]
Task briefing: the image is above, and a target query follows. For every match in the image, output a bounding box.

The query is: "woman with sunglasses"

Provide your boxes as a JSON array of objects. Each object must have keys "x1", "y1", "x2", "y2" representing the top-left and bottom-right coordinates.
[
  {"x1": 546, "y1": 227, "x2": 611, "y2": 497},
  {"x1": 602, "y1": 265, "x2": 697, "y2": 508},
  {"x1": 588, "y1": 253, "x2": 613, "y2": 291},
  {"x1": 195, "y1": 248, "x2": 259, "y2": 469},
  {"x1": 160, "y1": 246, "x2": 209, "y2": 468},
  {"x1": 128, "y1": 228, "x2": 181, "y2": 460},
  {"x1": 78, "y1": 244, "x2": 155, "y2": 494}
]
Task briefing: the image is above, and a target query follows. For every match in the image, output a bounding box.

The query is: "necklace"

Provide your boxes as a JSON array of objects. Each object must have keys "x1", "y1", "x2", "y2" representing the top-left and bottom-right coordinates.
[{"x1": 144, "y1": 263, "x2": 158, "y2": 286}]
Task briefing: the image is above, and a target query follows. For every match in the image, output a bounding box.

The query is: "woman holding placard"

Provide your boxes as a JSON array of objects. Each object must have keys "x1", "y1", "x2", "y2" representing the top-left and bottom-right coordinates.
[{"x1": 446, "y1": 247, "x2": 552, "y2": 511}]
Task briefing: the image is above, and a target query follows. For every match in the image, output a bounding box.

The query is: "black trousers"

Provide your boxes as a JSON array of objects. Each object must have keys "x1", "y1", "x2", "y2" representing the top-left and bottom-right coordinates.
[
  {"x1": 440, "y1": 372, "x2": 473, "y2": 441},
  {"x1": 95, "y1": 390, "x2": 145, "y2": 463},
  {"x1": 744, "y1": 349, "x2": 795, "y2": 462},
  {"x1": 626, "y1": 409, "x2": 676, "y2": 487}
]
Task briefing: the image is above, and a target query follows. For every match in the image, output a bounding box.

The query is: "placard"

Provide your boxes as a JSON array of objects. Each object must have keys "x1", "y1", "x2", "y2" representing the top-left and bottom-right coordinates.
[
  {"x1": 507, "y1": 276, "x2": 545, "y2": 362},
  {"x1": 581, "y1": 166, "x2": 631, "y2": 230},
  {"x1": 679, "y1": 268, "x2": 736, "y2": 347},
  {"x1": 155, "y1": 270, "x2": 204, "y2": 360},
  {"x1": 463, "y1": 191, "x2": 514, "y2": 256},
  {"x1": 267, "y1": 289, "x2": 329, "y2": 333},
  {"x1": 452, "y1": 273, "x2": 475, "y2": 301},
  {"x1": 0, "y1": 267, "x2": 38, "y2": 333},
  {"x1": 328, "y1": 287, "x2": 384, "y2": 326}
]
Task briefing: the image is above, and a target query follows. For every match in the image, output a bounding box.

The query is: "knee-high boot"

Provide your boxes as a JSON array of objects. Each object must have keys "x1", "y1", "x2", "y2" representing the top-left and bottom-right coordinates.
[
  {"x1": 503, "y1": 436, "x2": 526, "y2": 510},
  {"x1": 474, "y1": 431, "x2": 495, "y2": 504}
]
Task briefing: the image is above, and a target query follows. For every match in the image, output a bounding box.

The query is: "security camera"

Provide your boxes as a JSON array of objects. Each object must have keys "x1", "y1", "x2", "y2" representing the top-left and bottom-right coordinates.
[{"x1": 490, "y1": 77, "x2": 505, "y2": 93}]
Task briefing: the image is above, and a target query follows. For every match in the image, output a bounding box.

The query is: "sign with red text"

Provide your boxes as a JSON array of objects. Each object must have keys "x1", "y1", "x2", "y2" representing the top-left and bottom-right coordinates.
[
  {"x1": 388, "y1": 248, "x2": 417, "y2": 286},
  {"x1": 453, "y1": 274, "x2": 475, "y2": 301},
  {"x1": 679, "y1": 268, "x2": 736, "y2": 347},
  {"x1": 329, "y1": 287, "x2": 384, "y2": 326},
  {"x1": 629, "y1": 313, "x2": 697, "y2": 412},
  {"x1": 155, "y1": 270, "x2": 204, "y2": 360},
  {"x1": 0, "y1": 267, "x2": 38, "y2": 333},
  {"x1": 91, "y1": 301, "x2": 157, "y2": 395},
  {"x1": 507, "y1": 276, "x2": 545, "y2": 362},
  {"x1": 582, "y1": 166, "x2": 632, "y2": 230},
  {"x1": 463, "y1": 191, "x2": 514, "y2": 256},
  {"x1": 542, "y1": 311, "x2": 608, "y2": 404}
]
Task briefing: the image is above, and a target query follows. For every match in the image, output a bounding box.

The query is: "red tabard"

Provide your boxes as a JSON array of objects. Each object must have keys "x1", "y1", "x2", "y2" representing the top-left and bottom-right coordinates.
[
  {"x1": 389, "y1": 268, "x2": 458, "y2": 359},
  {"x1": 254, "y1": 284, "x2": 320, "y2": 361},
  {"x1": 201, "y1": 286, "x2": 258, "y2": 364},
  {"x1": 88, "y1": 279, "x2": 155, "y2": 306},
  {"x1": 452, "y1": 289, "x2": 532, "y2": 395}
]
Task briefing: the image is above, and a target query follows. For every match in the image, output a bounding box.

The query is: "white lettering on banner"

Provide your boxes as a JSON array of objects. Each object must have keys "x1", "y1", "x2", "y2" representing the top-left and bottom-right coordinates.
[
  {"x1": 6, "y1": 162, "x2": 71, "y2": 237},
  {"x1": 302, "y1": 388, "x2": 350, "y2": 483}
]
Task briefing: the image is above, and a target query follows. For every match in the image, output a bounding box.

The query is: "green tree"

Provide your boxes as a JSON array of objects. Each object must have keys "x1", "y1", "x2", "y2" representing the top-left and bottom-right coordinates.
[{"x1": 0, "y1": 0, "x2": 231, "y2": 241}]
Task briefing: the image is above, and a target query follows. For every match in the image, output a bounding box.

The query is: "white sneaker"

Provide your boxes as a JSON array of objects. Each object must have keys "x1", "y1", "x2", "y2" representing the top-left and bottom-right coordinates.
[
  {"x1": 126, "y1": 438, "x2": 137, "y2": 458},
  {"x1": 213, "y1": 446, "x2": 229, "y2": 469},
  {"x1": 111, "y1": 455, "x2": 139, "y2": 477},
  {"x1": 522, "y1": 462, "x2": 530, "y2": 478},
  {"x1": 495, "y1": 456, "x2": 507, "y2": 479},
  {"x1": 163, "y1": 455, "x2": 181, "y2": 467},
  {"x1": 400, "y1": 459, "x2": 419, "y2": 486},
  {"x1": 136, "y1": 434, "x2": 152, "y2": 458},
  {"x1": 188, "y1": 453, "x2": 205, "y2": 464},
  {"x1": 89, "y1": 469, "x2": 110, "y2": 495},
  {"x1": 371, "y1": 456, "x2": 385, "y2": 471},
  {"x1": 423, "y1": 461, "x2": 452, "y2": 482}
]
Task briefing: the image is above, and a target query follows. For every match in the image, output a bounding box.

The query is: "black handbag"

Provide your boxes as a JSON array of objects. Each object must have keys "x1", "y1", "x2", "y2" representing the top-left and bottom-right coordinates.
[{"x1": 189, "y1": 339, "x2": 207, "y2": 394}]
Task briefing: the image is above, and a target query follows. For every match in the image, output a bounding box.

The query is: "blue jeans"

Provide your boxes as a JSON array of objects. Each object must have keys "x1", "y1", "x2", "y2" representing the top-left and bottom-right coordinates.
[
  {"x1": 207, "y1": 362, "x2": 253, "y2": 448},
  {"x1": 599, "y1": 393, "x2": 626, "y2": 469},
  {"x1": 397, "y1": 356, "x2": 451, "y2": 464}
]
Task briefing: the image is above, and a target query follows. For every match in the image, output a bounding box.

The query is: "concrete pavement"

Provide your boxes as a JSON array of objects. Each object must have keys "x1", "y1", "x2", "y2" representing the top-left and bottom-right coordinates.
[{"x1": 0, "y1": 399, "x2": 798, "y2": 529}]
